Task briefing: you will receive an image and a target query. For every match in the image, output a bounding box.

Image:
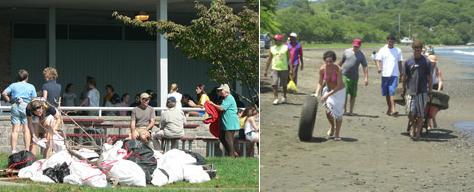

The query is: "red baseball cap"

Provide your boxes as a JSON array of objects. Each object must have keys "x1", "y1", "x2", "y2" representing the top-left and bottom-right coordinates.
[
  {"x1": 273, "y1": 34, "x2": 284, "y2": 41},
  {"x1": 352, "y1": 38, "x2": 362, "y2": 47}
]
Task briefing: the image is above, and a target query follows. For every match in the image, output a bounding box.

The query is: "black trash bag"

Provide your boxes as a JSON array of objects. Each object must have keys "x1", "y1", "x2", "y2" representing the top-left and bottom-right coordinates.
[
  {"x1": 8, "y1": 150, "x2": 36, "y2": 169},
  {"x1": 183, "y1": 150, "x2": 207, "y2": 165},
  {"x1": 123, "y1": 140, "x2": 157, "y2": 184},
  {"x1": 43, "y1": 162, "x2": 70, "y2": 183}
]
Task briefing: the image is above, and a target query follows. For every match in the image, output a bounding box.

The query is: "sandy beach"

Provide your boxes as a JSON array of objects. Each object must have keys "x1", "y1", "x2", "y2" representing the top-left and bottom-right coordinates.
[{"x1": 260, "y1": 46, "x2": 474, "y2": 192}]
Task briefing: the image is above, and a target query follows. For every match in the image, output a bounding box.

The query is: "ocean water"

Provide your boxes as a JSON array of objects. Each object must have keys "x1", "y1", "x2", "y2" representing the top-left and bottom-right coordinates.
[{"x1": 434, "y1": 47, "x2": 474, "y2": 79}]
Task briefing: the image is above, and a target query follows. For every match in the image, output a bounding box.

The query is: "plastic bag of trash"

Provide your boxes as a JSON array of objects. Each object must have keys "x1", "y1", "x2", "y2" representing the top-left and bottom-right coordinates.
[
  {"x1": 8, "y1": 150, "x2": 36, "y2": 170},
  {"x1": 64, "y1": 161, "x2": 107, "y2": 188},
  {"x1": 101, "y1": 140, "x2": 126, "y2": 161},
  {"x1": 77, "y1": 148, "x2": 99, "y2": 161},
  {"x1": 19, "y1": 159, "x2": 46, "y2": 179},
  {"x1": 123, "y1": 140, "x2": 157, "y2": 183},
  {"x1": 43, "y1": 151, "x2": 73, "y2": 171},
  {"x1": 43, "y1": 162, "x2": 70, "y2": 183},
  {"x1": 107, "y1": 159, "x2": 146, "y2": 187},
  {"x1": 287, "y1": 79, "x2": 298, "y2": 92},
  {"x1": 183, "y1": 164, "x2": 211, "y2": 183}
]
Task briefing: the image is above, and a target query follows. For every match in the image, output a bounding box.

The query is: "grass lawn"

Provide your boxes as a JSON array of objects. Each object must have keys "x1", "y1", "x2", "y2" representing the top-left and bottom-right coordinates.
[{"x1": 0, "y1": 153, "x2": 259, "y2": 192}]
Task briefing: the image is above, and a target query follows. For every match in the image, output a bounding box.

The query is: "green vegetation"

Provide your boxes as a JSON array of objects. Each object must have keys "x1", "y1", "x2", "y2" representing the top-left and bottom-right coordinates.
[
  {"x1": 114, "y1": 0, "x2": 259, "y2": 98},
  {"x1": 261, "y1": 0, "x2": 281, "y2": 34},
  {"x1": 303, "y1": 42, "x2": 385, "y2": 49},
  {"x1": 0, "y1": 153, "x2": 258, "y2": 192},
  {"x1": 264, "y1": 0, "x2": 474, "y2": 45}
]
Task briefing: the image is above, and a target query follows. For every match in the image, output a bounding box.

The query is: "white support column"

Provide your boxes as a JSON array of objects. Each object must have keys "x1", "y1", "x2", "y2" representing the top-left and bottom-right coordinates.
[
  {"x1": 48, "y1": 7, "x2": 56, "y2": 67},
  {"x1": 157, "y1": 0, "x2": 168, "y2": 108}
]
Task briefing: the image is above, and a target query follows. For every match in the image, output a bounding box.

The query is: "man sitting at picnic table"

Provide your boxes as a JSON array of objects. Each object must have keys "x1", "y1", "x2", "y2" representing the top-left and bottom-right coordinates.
[
  {"x1": 130, "y1": 92, "x2": 157, "y2": 147},
  {"x1": 152, "y1": 96, "x2": 186, "y2": 150}
]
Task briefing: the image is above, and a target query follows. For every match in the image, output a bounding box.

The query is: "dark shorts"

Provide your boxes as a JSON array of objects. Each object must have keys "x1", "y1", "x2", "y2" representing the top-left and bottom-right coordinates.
[{"x1": 381, "y1": 76, "x2": 398, "y2": 96}]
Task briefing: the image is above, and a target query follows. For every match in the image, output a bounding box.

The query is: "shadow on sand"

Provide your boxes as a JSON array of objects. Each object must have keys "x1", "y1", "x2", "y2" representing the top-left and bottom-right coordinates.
[
  {"x1": 400, "y1": 128, "x2": 458, "y2": 142},
  {"x1": 301, "y1": 137, "x2": 327, "y2": 143},
  {"x1": 344, "y1": 113, "x2": 380, "y2": 118},
  {"x1": 300, "y1": 137, "x2": 358, "y2": 143}
]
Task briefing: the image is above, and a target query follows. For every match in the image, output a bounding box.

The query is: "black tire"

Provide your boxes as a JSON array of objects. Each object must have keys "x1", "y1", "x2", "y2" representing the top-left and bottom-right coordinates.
[{"x1": 298, "y1": 96, "x2": 319, "y2": 141}]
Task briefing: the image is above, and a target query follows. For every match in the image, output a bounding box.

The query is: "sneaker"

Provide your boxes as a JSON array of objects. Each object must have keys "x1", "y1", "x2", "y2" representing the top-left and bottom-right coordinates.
[
  {"x1": 11, "y1": 150, "x2": 17, "y2": 154},
  {"x1": 280, "y1": 97, "x2": 287, "y2": 103},
  {"x1": 272, "y1": 99, "x2": 279, "y2": 105}
]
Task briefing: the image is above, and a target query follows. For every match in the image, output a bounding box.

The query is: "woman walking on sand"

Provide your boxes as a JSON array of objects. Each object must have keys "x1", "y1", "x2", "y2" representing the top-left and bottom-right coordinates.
[{"x1": 314, "y1": 51, "x2": 346, "y2": 141}]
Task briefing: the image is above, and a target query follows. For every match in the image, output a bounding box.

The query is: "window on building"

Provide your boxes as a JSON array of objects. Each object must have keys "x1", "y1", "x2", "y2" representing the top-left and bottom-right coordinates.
[
  {"x1": 13, "y1": 24, "x2": 47, "y2": 39},
  {"x1": 125, "y1": 27, "x2": 155, "y2": 41},
  {"x1": 69, "y1": 25, "x2": 122, "y2": 40},
  {"x1": 56, "y1": 25, "x2": 68, "y2": 39}
]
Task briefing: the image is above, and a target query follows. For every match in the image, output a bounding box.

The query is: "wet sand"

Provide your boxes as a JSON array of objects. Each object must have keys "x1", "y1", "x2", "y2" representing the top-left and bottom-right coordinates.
[{"x1": 260, "y1": 46, "x2": 474, "y2": 192}]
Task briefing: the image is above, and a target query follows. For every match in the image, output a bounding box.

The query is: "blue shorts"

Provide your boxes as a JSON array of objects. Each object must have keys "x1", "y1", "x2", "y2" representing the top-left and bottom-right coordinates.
[
  {"x1": 381, "y1": 76, "x2": 398, "y2": 96},
  {"x1": 11, "y1": 102, "x2": 28, "y2": 125}
]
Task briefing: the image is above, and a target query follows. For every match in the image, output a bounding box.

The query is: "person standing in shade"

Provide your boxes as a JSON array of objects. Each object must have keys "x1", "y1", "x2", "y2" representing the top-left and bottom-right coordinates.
[
  {"x1": 168, "y1": 83, "x2": 183, "y2": 109},
  {"x1": 79, "y1": 78, "x2": 100, "y2": 116},
  {"x1": 376, "y1": 34, "x2": 404, "y2": 116},
  {"x1": 41, "y1": 67, "x2": 61, "y2": 107},
  {"x1": 2, "y1": 69, "x2": 36, "y2": 153},
  {"x1": 338, "y1": 38, "x2": 368, "y2": 115},
  {"x1": 62, "y1": 83, "x2": 78, "y2": 106},
  {"x1": 402, "y1": 40, "x2": 432, "y2": 140},
  {"x1": 264, "y1": 34, "x2": 292, "y2": 105},
  {"x1": 209, "y1": 84, "x2": 240, "y2": 157},
  {"x1": 288, "y1": 32, "x2": 304, "y2": 85}
]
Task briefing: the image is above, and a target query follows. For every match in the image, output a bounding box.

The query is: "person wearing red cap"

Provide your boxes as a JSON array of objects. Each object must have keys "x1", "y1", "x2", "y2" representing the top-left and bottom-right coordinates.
[
  {"x1": 264, "y1": 34, "x2": 292, "y2": 105},
  {"x1": 338, "y1": 38, "x2": 368, "y2": 115}
]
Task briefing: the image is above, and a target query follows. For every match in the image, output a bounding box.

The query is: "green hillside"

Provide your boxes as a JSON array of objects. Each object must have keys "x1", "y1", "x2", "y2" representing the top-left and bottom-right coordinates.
[{"x1": 262, "y1": 0, "x2": 474, "y2": 45}]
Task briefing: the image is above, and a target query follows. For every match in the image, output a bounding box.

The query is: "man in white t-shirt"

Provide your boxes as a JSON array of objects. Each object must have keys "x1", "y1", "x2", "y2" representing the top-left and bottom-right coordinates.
[{"x1": 376, "y1": 35, "x2": 403, "y2": 116}]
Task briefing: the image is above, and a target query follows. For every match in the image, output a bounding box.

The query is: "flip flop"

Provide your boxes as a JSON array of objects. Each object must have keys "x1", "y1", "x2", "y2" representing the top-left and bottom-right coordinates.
[{"x1": 327, "y1": 129, "x2": 334, "y2": 137}]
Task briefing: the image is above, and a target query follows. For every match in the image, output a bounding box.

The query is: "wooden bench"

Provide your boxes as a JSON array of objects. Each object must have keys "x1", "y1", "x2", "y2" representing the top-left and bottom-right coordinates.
[
  {"x1": 236, "y1": 139, "x2": 258, "y2": 158},
  {"x1": 196, "y1": 136, "x2": 221, "y2": 157}
]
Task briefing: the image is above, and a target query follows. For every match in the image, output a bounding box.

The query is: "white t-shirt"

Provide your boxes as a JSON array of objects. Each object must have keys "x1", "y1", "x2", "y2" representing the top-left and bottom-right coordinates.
[
  {"x1": 168, "y1": 92, "x2": 182, "y2": 109},
  {"x1": 376, "y1": 45, "x2": 403, "y2": 77},
  {"x1": 87, "y1": 88, "x2": 100, "y2": 107}
]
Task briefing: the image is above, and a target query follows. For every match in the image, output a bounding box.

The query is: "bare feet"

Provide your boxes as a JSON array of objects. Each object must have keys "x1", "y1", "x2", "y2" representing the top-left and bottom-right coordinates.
[{"x1": 327, "y1": 128, "x2": 334, "y2": 137}]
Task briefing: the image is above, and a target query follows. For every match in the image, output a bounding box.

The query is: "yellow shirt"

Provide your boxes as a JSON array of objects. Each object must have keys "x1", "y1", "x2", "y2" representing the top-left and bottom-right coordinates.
[{"x1": 270, "y1": 44, "x2": 289, "y2": 71}]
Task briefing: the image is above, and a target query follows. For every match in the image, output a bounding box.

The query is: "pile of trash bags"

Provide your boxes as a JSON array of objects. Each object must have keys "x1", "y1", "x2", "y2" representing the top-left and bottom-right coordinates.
[{"x1": 12, "y1": 140, "x2": 216, "y2": 188}]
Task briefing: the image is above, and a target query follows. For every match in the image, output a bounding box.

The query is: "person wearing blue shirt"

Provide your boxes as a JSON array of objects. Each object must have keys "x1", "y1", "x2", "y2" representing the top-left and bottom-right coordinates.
[{"x1": 2, "y1": 69, "x2": 37, "y2": 153}]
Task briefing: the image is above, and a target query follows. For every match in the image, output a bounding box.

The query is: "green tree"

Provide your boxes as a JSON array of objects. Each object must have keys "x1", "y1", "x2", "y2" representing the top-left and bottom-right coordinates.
[
  {"x1": 261, "y1": 0, "x2": 281, "y2": 34},
  {"x1": 113, "y1": 0, "x2": 258, "y2": 101}
]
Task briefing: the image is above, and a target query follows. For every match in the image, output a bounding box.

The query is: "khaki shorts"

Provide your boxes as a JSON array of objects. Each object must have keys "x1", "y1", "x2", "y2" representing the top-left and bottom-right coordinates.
[
  {"x1": 134, "y1": 127, "x2": 150, "y2": 138},
  {"x1": 271, "y1": 70, "x2": 289, "y2": 87}
]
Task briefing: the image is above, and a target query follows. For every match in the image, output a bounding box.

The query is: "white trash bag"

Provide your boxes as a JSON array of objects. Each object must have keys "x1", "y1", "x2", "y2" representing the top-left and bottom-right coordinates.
[
  {"x1": 65, "y1": 161, "x2": 108, "y2": 188},
  {"x1": 183, "y1": 165, "x2": 211, "y2": 183},
  {"x1": 107, "y1": 159, "x2": 146, "y2": 187}
]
